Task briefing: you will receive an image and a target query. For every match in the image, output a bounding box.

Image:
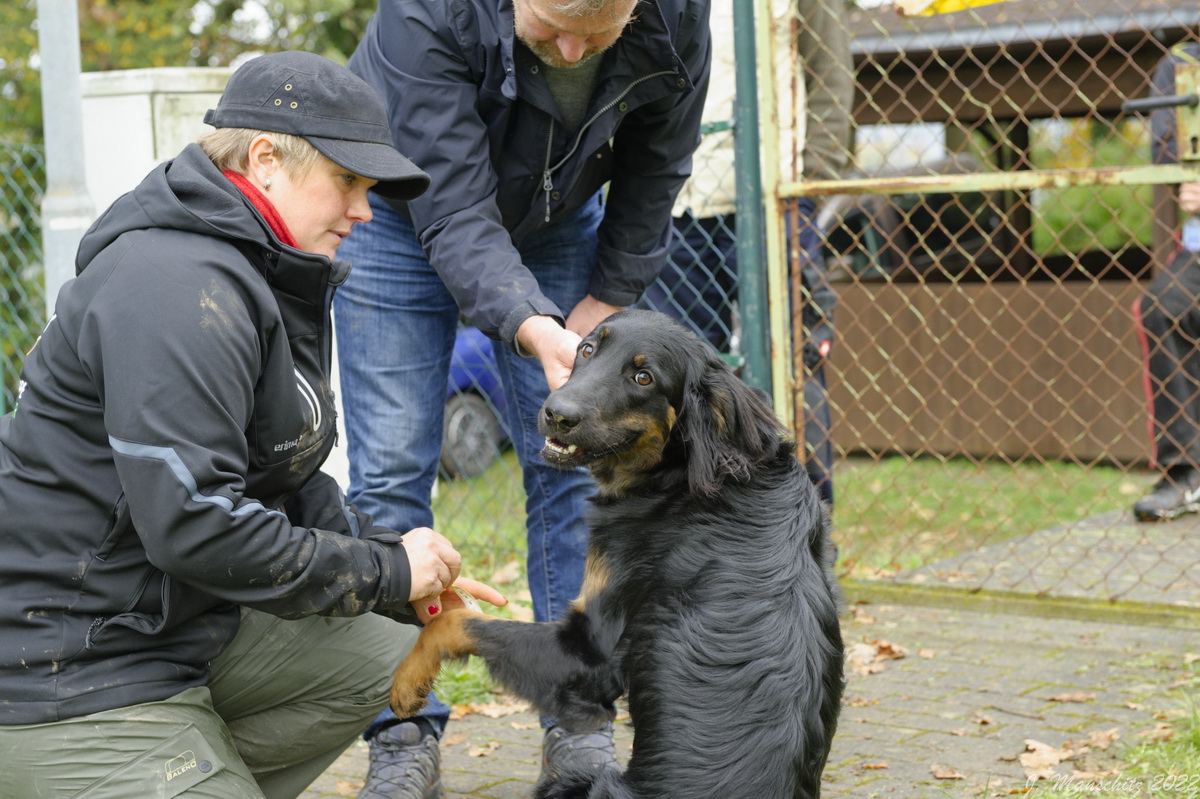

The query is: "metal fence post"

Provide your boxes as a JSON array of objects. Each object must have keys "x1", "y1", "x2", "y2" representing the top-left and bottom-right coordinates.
[
  {"x1": 732, "y1": 0, "x2": 770, "y2": 394},
  {"x1": 37, "y1": 0, "x2": 94, "y2": 318}
]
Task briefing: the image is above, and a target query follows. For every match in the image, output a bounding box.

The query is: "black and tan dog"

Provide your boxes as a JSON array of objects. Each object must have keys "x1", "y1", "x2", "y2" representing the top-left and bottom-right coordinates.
[{"x1": 391, "y1": 309, "x2": 843, "y2": 798}]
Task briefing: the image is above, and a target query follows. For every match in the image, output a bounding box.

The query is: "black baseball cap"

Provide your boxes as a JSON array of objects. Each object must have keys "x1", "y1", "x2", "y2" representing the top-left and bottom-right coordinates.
[{"x1": 204, "y1": 51, "x2": 429, "y2": 202}]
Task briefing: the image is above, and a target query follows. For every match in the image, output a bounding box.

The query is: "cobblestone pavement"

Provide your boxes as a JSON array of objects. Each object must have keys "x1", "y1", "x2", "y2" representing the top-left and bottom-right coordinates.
[
  {"x1": 300, "y1": 601, "x2": 1199, "y2": 798},
  {"x1": 901, "y1": 510, "x2": 1200, "y2": 606}
]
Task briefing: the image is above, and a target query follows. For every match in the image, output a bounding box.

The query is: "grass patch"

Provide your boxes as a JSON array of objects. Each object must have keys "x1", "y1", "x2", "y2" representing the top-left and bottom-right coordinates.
[
  {"x1": 433, "y1": 449, "x2": 527, "y2": 579},
  {"x1": 432, "y1": 656, "x2": 499, "y2": 707},
  {"x1": 833, "y1": 455, "x2": 1153, "y2": 578}
]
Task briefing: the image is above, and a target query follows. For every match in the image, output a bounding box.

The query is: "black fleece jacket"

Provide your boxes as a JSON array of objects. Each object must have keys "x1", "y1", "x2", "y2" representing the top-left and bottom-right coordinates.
[{"x1": 0, "y1": 144, "x2": 416, "y2": 724}]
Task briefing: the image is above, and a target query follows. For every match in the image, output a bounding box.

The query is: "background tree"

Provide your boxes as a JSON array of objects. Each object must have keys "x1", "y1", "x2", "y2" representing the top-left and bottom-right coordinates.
[{"x1": 0, "y1": 0, "x2": 379, "y2": 145}]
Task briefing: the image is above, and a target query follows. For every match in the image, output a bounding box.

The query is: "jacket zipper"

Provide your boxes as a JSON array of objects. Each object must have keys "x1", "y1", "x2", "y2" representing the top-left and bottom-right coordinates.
[{"x1": 540, "y1": 69, "x2": 679, "y2": 222}]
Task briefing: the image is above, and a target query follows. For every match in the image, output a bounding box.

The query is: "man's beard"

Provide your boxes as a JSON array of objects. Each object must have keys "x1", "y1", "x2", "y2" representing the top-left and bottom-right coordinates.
[{"x1": 522, "y1": 37, "x2": 612, "y2": 69}]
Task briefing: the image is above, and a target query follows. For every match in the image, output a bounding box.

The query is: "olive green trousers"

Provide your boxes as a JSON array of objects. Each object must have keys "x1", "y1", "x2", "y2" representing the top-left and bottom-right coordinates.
[{"x1": 0, "y1": 608, "x2": 418, "y2": 798}]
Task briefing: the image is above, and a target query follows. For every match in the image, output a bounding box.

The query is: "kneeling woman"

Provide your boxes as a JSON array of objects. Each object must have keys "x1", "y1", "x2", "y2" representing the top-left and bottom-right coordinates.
[{"x1": 0, "y1": 51, "x2": 501, "y2": 799}]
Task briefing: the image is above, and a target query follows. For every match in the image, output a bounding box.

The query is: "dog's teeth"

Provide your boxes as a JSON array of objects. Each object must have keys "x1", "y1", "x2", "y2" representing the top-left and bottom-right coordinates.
[{"x1": 567, "y1": 444, "x2": 578, "y2": 454}]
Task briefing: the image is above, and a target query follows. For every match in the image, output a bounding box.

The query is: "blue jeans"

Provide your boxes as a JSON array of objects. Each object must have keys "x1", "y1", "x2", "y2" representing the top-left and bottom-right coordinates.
[{"x1": 334, "y1": 195, "x2": 601, "y2": 736}]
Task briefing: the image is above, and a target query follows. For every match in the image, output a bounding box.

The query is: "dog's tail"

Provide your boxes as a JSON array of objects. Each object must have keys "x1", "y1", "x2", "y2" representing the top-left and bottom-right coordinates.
[{"x1": 535, "y1": 764, "x2": 635, "y2": 799}]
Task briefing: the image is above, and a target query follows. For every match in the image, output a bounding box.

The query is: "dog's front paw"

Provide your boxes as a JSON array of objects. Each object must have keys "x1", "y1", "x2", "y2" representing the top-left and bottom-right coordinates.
[
  {"x1": 389, "y1": 609, "x2": 484, "y2": 716},
  {"x1": 389, "y1": 655, "x2": 437, "y2": 717}
]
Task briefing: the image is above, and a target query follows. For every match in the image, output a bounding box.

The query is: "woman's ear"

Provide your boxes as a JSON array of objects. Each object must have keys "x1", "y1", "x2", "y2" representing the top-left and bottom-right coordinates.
[{"x1": 246, "y1": 134, "x2": 278, "y2": 191}]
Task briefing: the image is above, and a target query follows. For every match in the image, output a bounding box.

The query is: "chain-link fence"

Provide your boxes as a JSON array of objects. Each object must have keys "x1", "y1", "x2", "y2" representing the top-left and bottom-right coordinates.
[
  {"x1": 766, "y1": 0, "x2": 1200, "y2": 614},
  {"x1": 0, "y1": 140, "x2": 45, "y2": 415}
]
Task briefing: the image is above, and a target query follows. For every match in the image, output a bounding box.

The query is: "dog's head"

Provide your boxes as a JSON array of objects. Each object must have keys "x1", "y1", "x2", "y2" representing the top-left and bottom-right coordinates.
[{"x1": 538, "y1": 309, "x2": 789, "y2": 497}]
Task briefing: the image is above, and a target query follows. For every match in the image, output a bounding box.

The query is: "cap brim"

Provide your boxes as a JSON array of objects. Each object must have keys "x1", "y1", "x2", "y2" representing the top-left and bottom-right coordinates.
[{"x1": 308, "y1": 137, "x2": 431, "y2": 202}]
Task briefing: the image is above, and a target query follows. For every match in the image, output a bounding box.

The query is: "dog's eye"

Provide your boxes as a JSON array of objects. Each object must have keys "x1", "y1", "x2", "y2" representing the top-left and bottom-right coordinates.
[
  {"x1": 580, "y1": 343, "x2": 594, "y2": 358},
  {"x1": 634, "y1": 370, "x2": 653, "y2": 386}
]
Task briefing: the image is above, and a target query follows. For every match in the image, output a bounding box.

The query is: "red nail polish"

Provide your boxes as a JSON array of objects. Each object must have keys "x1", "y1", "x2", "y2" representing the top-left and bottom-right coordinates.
[{"x1": 427, "y1": 605, "x2": 440, "y2": 615}]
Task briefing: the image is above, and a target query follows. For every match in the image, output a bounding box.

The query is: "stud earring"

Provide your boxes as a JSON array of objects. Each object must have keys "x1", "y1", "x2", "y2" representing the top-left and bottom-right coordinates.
[{"x1": 264, "y1": 177, "x2": 272, "y2": 190}]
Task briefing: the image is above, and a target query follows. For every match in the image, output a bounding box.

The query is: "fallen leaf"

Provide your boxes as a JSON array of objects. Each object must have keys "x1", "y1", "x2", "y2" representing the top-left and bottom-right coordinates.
[
  {"x1": 334, "y1": 779, "x2": 362, "y2": 796},
  {"x1": 1184, "y1": 652, "x2": 1200, "y2": 664},
  {"x1": 1048, "y1": 691, "x2": 1096, "y2": 703},
  {"x1": 917, "y1": 648, "x2": 937, "y2": 658},
  {"x1": 846, "y1": 697, "x2": 879, "y2": 707},
  {"x1": 1018, "y1": 738, "x2": 1082, "y2": 780},
  {"x1": 861, "y1": 762, "x2": 889, "y2": 770},
  {"x1": 510, "y1": 721, "x2": 540, "y2": 730},
  {"x1": 1136, "y1": 723, "x2": 1175, "y2": 742},
  {"x1": 443, "y1": 733, "x2": 468, "y2": 746},
  {"x1": 1087, "y1": 728, "x2": 1119, "y2": 750},
  {"x1": 1072, "y1": 768, "x2": 1121, "y2": 779},
  {"x1": 850, "y1": 605, "x2": 876, "y2": 624},
  {"x1": 930, "y1": 764, "x2": 964, "y2": 780},
  {"x1": 972, "y1": 712, "x2": 995, "y2": 726},
  {"x1": 873, "y1": 640, "x2": 908, "y2": 660},
  {"x1": 468, "y1": 741, "x2": 501, "y2": 757},
  {"x1": 846, "y1": 639, "x2": 908, "y2": 676}
]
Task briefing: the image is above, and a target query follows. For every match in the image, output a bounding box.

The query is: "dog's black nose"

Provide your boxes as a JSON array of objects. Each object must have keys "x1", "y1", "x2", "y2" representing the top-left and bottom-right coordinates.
[{"x1": 542, "y1": 400, "x2": 581, "y2": 432}]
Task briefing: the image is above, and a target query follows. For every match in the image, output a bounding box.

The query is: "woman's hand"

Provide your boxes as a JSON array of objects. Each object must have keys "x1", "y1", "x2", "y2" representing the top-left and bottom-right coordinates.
[
  {"x1": 412, "y1": 577, "x2": 508, "y2": 624},
  {"x1": 403, "y1": 527, "x2": 462, "y2": 602}
]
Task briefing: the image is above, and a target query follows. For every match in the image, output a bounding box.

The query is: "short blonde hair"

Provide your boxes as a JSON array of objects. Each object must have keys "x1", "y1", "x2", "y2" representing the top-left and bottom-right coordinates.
[{"x1": 197, "y1": 128, "x2": 323, "y2": 180}]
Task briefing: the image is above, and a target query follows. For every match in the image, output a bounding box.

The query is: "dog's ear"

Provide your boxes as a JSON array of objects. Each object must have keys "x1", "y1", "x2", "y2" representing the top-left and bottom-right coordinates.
[{"x1": 677, "y1": 348, "x2": 788, "y2": 496}]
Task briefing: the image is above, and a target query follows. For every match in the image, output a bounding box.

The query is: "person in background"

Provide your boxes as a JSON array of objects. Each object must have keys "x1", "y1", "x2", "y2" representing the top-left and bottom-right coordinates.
[
  {"x1": 1133, "y1": 41, "x2": 1200, "y2": 521},
  {"x1": 334, "y1": 0, "x2": 712, "y2": 795},
  {"x1": 640, "y1": 0, "x2": 852, "y2": 507},
  {"x1": 0, "y1": 51, "x2": 501, "y2": 799}
]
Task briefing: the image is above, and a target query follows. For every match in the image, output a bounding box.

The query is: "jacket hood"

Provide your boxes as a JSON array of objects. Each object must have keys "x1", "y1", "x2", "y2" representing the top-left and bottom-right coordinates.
[{"x1": 76, "y1": 144, "x2": 281, "y2": 276}]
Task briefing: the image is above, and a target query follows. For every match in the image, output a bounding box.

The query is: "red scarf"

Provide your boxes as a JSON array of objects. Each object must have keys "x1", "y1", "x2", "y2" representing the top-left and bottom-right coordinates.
[{"x1": 222, "y1": 170, "x2": 299, "y2": 249}]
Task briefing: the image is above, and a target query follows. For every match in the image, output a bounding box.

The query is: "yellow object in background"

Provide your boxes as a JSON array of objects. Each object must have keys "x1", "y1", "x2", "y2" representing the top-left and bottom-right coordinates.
[{"x1": 895, "y1": 0, "x2": 1016, "y2": 16}]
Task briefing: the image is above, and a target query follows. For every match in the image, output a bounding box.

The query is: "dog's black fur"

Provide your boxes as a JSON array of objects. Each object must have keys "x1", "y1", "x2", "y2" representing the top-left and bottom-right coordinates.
[{"x1": 390, "y1": 309, "x2": 843, "y2": 798}]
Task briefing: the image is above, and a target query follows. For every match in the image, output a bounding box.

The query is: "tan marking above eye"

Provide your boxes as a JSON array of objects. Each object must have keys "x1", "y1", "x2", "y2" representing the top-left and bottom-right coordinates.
[
  {"x1": 633, "y1": 354, "x2": 647, "y2": 367},
  {"x1": 598, "y1": 326, "x2": 612, "y2": 340}
]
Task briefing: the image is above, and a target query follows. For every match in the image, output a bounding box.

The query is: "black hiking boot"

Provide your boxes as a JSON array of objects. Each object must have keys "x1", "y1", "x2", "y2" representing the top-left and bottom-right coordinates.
[
  {"x1": 1133, "y1": 465, "x2": 1200, "y2": 522},
  {"x1": 357, "y1": 721, "x2": 443, "y2": 799},
  {"x1": 539, "y1": 722, "x2": 619, "y2": 786}
]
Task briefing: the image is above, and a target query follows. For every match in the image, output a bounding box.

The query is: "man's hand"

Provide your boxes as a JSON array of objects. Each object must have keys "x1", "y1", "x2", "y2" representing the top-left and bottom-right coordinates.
[
  {"x1": 1181, "y1": 182, "x2": 1200, "y2": 214},
  {"x1": 517, "y1": 315, "x2": 581, "y2": 391},
  {"x1": 403, "y1": 527, "x2": 462, "y2": 602},
  {"x1": 565, "y1": 295, "x2": 623, "y2": 339}
]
